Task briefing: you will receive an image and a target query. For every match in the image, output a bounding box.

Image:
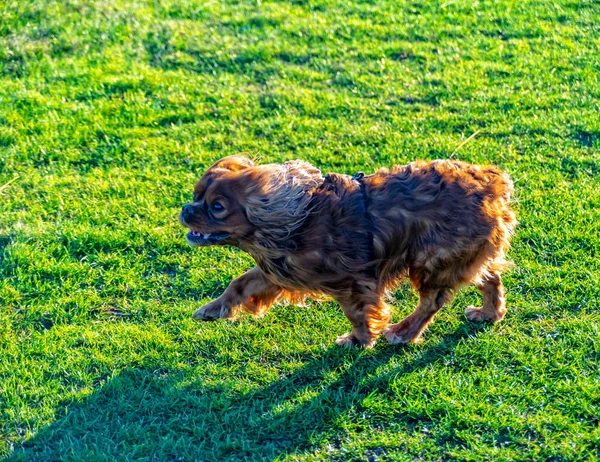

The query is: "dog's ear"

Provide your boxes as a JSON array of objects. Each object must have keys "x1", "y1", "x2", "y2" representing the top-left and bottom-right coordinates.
[
  {"x1": 208, "y1": 155, "x2": 254, "y2": 173},
  {"x1": 245, "y1": 160, "x2": 322, "y2": 247}
]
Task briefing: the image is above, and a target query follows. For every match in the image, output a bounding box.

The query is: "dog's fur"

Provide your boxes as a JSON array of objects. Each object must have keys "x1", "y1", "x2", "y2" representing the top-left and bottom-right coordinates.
[{"x1": 180, "y1": 156, "x2": 516, "y2": 347}]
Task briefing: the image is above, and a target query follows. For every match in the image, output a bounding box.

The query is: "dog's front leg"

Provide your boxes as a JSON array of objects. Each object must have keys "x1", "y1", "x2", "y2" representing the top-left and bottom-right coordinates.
[
  {"x1": 333, "y1": 288, "x2": 391, "y2": 348},
  {"x1": 193, "y1": 267, "x2": 280, "y2": 320}
]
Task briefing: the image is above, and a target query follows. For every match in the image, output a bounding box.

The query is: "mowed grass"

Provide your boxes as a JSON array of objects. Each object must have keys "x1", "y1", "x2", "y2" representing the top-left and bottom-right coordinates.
[{"x1": 1, "y1": 0, "x2": 599, "y2": 460}]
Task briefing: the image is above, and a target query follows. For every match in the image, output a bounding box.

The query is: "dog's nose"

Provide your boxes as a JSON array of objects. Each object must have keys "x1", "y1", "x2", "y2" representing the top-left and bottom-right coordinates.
[{"x1": 182, "y1": 204, "x2": 194, "y2": 219}]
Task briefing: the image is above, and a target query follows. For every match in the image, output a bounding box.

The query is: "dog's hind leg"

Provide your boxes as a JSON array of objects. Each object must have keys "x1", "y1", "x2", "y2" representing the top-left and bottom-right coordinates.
[
  {"x1": 193, "y1": 267, "x2": 285, "y2": 320},
  {"x1": 334, "y1": 288, "x2": 391, "y2": 348},
  {"x1": 384, "y1": 288, "x2": 452, "y2": 344},
  {"x1": 465, "y1": 272, "x2": 506, "y2": 322}
]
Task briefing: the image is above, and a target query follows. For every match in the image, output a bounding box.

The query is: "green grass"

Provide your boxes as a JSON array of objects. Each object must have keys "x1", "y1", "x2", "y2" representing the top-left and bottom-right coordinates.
[{"x1": 1, "y1": 0, "x2": 599, "y2": 460}]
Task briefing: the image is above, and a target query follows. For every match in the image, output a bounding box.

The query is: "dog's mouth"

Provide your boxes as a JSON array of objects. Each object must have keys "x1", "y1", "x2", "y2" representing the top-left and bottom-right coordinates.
[{"x1": 186, "y1": 230, "x2": 230, "y2": 246}]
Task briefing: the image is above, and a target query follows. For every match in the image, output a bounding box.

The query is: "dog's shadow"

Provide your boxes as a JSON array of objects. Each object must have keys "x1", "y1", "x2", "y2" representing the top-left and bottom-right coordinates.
[{"x1": 9, "y1": 322, "x2": 491, "y2": 461}]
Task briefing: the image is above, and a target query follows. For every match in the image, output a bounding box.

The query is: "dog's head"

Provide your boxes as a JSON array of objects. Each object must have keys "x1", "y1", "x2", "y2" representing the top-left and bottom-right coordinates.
[{"x1": 180, "y1": 156, "x2": 322, "y2": 248}]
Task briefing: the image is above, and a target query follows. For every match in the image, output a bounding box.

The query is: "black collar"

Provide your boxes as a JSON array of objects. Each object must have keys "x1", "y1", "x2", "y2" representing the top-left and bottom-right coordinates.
[
  {"x1": 352, "y1": 172, "x2": 377, "y2": 270},
  {"x1": 352, "y1": 171, "x2": 370, "y2": 220}
]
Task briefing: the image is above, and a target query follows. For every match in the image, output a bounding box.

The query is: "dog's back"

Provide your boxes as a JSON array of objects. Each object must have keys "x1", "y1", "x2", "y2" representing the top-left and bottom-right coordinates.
[{"x1": 368, "y1": 159, "x2": 516, "y2": 290}]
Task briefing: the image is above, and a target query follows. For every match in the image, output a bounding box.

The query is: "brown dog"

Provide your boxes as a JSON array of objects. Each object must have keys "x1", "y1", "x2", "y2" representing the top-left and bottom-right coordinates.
[{"x1": 180, "y1": 156, "x2": 516, "y2": 347}]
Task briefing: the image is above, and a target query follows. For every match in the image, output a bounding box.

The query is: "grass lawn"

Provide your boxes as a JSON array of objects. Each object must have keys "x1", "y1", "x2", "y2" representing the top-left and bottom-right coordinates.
[{"x1": 1, "y1": 0, "x2": 599, "y2": 460}]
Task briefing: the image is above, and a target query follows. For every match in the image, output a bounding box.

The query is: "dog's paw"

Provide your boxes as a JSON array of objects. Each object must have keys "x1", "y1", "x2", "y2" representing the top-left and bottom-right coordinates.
[
  {"x1": 464, "y1": 305, "x2": 505, "y2": 323},
  {"x1": 192, "y1": 299, "x2": 231, "y2": 321},
  {"x1": 335, "y1": 333, "x2": 376, "y2": 349},
  {"x1": 383, "y1": 323, "x2": 423, "y2": 344}
]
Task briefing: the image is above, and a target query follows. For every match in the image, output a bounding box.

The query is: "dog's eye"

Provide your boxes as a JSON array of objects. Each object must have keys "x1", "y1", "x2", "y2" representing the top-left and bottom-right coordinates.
[{"x1": 211, "y1": 202, "x2": 224, "y2": 212}]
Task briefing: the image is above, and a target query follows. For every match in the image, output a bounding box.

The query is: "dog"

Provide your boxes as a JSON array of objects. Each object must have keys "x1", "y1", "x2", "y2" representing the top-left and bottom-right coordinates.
[{"x1": 179, "y1": 156, "x2": 516, "y2": 347}]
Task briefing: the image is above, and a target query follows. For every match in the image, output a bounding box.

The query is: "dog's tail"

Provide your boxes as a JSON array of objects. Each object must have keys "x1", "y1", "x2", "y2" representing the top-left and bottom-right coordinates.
[
  {"x1": 482, "y1": 167, "x2": 517, "y2": 276},
  {"x1": 488, "y1": 167, "x2": 517, "y2": 231}
]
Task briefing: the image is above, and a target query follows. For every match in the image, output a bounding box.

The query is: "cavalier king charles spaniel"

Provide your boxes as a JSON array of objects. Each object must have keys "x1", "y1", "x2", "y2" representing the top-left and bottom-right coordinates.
[{"x1": 180, "y1": 156, "x2": 516, "y2": 347}]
